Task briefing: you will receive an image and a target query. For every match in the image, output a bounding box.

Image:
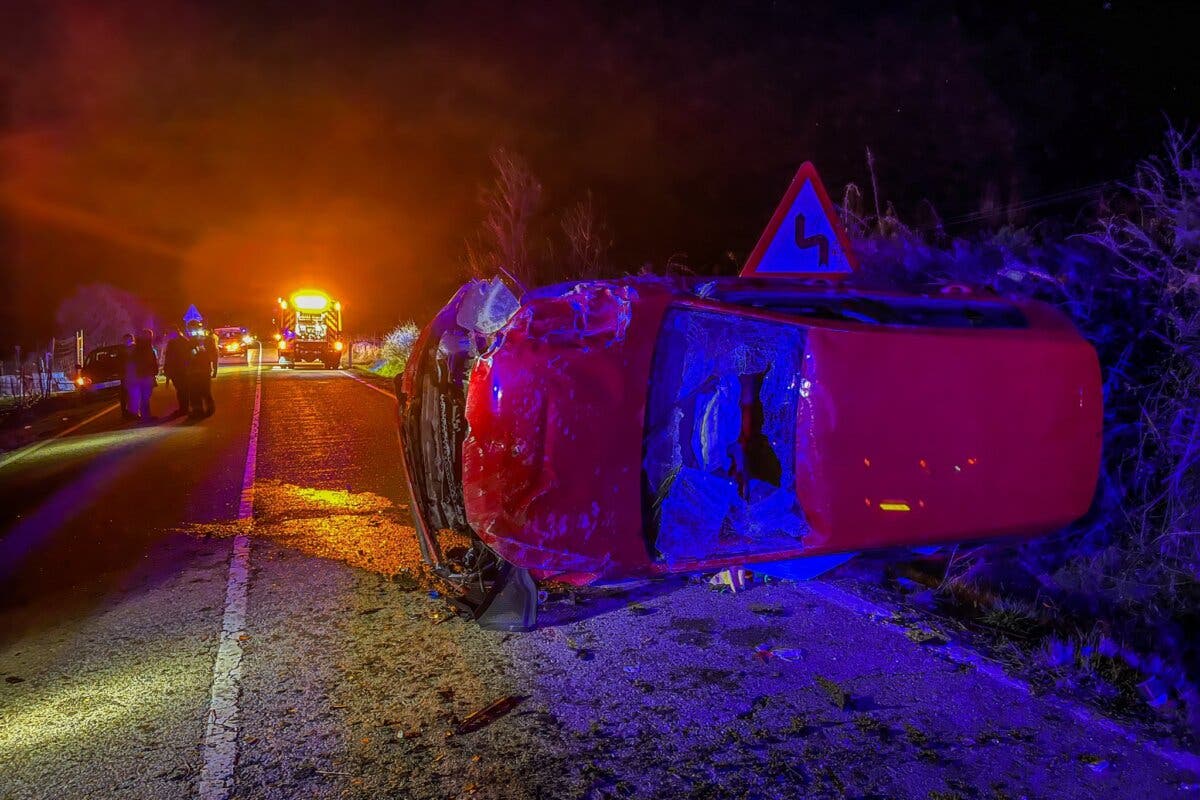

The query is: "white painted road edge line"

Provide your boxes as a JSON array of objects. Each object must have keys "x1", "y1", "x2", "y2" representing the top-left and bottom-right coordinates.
[
  {"x1": 800, "y1": 580, "x2": 1200, "y2": 776},
  {"x1": 198, "y1": 364, "x2": 262, "y2": 800},
  {"x1": 0, "y1": 402, "x2": 119, "y2": 470},
  {"x1": 340, "y1": 368, "x2": 397, "y2": 400}
]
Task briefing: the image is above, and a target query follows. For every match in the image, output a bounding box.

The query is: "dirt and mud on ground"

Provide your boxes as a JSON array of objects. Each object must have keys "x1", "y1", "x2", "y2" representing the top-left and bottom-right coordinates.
[{"x1": 2, "y1": 366, "x2": 1197, "y2": 799}]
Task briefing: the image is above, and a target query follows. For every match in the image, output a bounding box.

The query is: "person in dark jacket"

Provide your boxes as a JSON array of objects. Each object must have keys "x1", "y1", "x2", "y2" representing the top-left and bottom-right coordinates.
[
  {"x1": 118, "y1": 333, "x2": 136, "y2": 419},
  {"x1": 162, "y1": 328, "x2": 192, "y2": 417},
  {"x1": 188, "y1": 334, "x2": 215, "y2": 418},
  {"x1": 130, "y1": 328, "x2": 159, "y2": 421}
]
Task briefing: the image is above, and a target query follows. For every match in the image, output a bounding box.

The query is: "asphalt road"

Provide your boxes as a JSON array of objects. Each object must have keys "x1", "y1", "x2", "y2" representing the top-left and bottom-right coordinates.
[{"x1": 1, "y1": 363, "x2": 1196, "y2": 800}]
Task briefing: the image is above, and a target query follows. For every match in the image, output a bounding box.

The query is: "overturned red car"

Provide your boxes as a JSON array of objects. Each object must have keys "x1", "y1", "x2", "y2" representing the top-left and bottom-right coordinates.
[{"x1": 395, "y1": 275, "x2": 1101, "y2": 629}]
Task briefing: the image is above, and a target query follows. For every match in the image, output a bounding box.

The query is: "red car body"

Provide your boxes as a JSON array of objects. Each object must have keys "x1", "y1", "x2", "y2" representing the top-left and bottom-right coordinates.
[{"x1": 399, "y1": 277, "x2": 1101, "y2": 590}]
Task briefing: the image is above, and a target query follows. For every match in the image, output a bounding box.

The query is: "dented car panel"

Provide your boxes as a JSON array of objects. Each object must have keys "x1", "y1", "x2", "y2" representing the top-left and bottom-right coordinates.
[
  {"x1": 401, "y1": 277, "x2": 1102, "y2": 587},
  {"x1": 462, "y1": 282, "x2": 676, "y2": 582}
]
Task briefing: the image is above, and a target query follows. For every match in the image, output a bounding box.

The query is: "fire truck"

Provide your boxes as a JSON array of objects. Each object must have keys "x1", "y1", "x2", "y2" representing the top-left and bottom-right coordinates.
[{"x1": 275, "y1": 290, "x2": 345, "y2": 369}]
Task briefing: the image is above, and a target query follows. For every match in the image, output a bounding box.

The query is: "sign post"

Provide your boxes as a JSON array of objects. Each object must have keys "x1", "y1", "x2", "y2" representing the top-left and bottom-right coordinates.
[{"x1": 741, "y1": 162, "x2": 858, "y2": 279}]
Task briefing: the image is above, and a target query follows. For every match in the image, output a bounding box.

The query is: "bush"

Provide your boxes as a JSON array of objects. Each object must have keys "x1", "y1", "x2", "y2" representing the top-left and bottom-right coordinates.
[
  {"x1": 374, "y1": 322, "x2": 420, "y2": 378},
  {"x1": 351, "y1": 339, "x2": 382, "y2": 364}
]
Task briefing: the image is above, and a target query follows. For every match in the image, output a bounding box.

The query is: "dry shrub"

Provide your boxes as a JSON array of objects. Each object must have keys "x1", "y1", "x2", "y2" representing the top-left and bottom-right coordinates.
[{"x1": 375, "y1": 322, "x2": 420, "y2": 378}]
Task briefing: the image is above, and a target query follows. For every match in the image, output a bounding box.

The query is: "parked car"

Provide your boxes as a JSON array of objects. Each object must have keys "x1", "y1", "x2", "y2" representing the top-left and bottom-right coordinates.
[
  {"x1": 396, "y1": 277, "x2": 1102, "y2": 630},
  {"x1": 74, "y1": 345, "x2": 125, "y2": 396}
]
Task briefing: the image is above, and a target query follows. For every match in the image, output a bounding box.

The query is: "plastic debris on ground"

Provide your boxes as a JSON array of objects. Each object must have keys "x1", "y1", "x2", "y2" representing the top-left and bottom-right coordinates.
[
  {"x1": 752, "y1": 644, "x2": 806, "y2": 663},
  {"x1": 708, "y1": 567, "x2": 749, "y2": 593}
]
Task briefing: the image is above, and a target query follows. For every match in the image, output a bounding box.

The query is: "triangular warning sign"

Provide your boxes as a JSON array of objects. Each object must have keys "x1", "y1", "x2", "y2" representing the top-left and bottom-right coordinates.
[
  {"x1": 183, "y1": 304, "x2": 203, "y2": 323},
  {"x1": 741, "y1": 162, "x2": 858, "y2": 278}
]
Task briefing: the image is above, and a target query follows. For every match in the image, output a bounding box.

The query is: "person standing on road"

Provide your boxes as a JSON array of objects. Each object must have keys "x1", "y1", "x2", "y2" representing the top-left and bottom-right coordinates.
[
  {"x1": 187, "y1": 333, "x2": 215, "y2": 418},
  {"x1": 118, "y1": 333, "x2": 136, "y2": 420},
  {"x1": 130, "y1": 328, "x2": 159, "y2": 422},
  {"x1": 162, "y1": 328, "x2": 192, "y2": 418},
  {"x1": 209, "y1": 330, "x2": 220, "y2": 378}
]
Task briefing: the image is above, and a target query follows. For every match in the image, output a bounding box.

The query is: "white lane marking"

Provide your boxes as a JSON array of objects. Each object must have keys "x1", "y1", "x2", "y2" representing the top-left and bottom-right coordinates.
[
  {"x1": 800, "y1": 580, "x2": 1200, "y2": 775},
  {"x1": 339, "y1": 369, "x2": 396, "y2": 400},
  {"x1": 0, "y1": 402, "x2": 119, "y2": 470},
  {"x1": 198, "y1": 364, "x2": 262, "y2": 800}
]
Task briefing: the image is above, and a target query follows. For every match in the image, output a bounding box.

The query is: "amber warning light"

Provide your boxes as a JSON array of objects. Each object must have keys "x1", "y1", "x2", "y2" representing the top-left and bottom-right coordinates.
[{"x1": 291, "y1": 292, "x2": 331, "y2": 311}]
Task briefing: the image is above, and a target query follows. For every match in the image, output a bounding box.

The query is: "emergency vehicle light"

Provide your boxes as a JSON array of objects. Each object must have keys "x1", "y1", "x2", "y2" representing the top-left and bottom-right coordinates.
[{"x1": 291, "y1": 292, "x2": 331, "y2": 312}]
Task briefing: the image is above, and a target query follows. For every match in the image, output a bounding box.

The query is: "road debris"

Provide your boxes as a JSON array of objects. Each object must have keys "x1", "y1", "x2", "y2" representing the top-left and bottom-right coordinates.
[
  {"x1": 748, "y1": 602, "x2": 786, "y2": 616},
  {"x1": 708, "y1": 567, "x2": 749, "y2": 593},
  {"x1": 454, "y1": 695, "x2": 526, "y2": 735},
  {"x1": 752, "y1": 644, "x2": 805, "y2": 663},
  {"x1": 815, "y1": 675, "x2": 850, "y2": 710},
  {"x1": 905, "y1": 626, "x2": 949, "y2": 645}
]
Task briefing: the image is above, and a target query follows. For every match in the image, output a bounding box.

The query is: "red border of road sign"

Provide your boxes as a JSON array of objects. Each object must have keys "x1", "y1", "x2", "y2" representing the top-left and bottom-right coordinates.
[{"x1": 741, "y1": 161, "x2": 859, "y2": 278}]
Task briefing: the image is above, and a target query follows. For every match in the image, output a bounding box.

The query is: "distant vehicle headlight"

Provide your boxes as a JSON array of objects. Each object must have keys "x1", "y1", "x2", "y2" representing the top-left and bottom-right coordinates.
[
  {"x1": 334, "y1": 341, "x2": 344, "y2": 351},
  {"x1": 242, "y1": 334, "x2": 253, "y2": 344}
]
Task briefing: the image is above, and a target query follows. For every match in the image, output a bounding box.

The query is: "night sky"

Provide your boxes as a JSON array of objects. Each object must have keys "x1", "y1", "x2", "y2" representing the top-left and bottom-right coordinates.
[{"x1": 1, "y1": 0, "x2": 1197, "y2": 346}]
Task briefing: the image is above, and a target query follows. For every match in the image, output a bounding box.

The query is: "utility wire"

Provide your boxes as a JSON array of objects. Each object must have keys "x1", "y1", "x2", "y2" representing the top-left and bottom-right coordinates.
[{"x1": 938, "y1": 179, "x2": 1116, "y2": 228}]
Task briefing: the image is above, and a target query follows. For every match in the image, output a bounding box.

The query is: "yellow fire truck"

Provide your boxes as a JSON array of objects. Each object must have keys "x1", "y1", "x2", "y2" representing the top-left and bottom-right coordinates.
[{"x1": 275, "y1": 290, "x2": 345, "y2": 369}]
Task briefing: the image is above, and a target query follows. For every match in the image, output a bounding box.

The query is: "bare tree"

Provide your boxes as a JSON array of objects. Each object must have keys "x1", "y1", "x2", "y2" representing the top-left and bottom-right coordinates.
[
  {"x1": 560, "y1": 190, "x2": 611, "y2": 279},
  {"x1": 478, "y1": 148, "x2": 542, "y2": 292},
  {"x1": 55, "y1": 283, "x2": 153, "y2": 347}
]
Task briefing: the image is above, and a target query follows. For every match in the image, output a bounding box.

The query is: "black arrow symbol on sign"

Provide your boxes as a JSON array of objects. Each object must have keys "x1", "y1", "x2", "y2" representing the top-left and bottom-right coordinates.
[{"x1": 794, "y1": 214, "x2": 830, "y2": 266}]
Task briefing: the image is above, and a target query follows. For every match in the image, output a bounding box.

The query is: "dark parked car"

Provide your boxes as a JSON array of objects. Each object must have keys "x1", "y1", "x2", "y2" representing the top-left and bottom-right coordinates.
[{"x1": 75, "y1": 345, "x2": 124, "y2": 396}]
